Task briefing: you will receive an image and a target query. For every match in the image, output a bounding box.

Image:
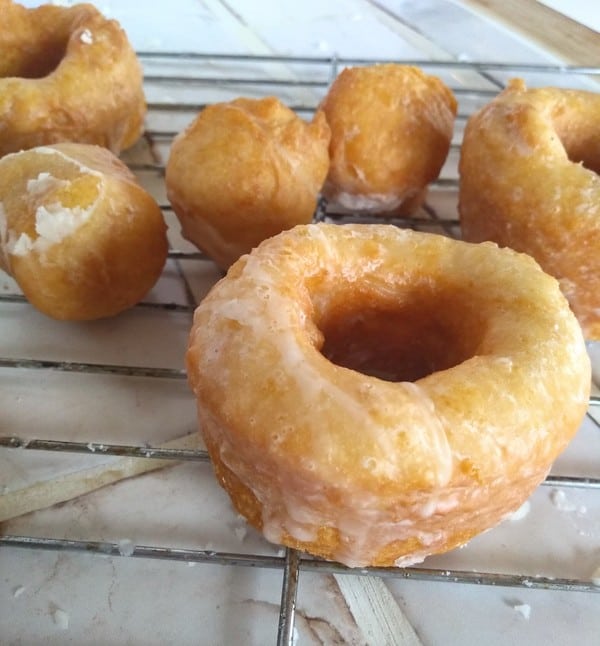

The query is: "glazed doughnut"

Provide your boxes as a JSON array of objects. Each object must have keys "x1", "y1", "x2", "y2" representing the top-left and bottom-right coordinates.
[
  {"x1": 0, "y1": 143, "x2": 168, "y2": 320},
  {"x1": 459, "y1": 78, "x2": 600, "y2": 339},
  {"x1": 166, "y1": 96, "x2": 330, "y2": 270},
  {"x1": 0, "y1": 0, "x2": 146, "y2": 156},
  {"x1": 319, "y1": 64, "x2": 457, "y2": 215},
  {"x1": 187, "y1": 223, "x2": 590, "y2": 567}
]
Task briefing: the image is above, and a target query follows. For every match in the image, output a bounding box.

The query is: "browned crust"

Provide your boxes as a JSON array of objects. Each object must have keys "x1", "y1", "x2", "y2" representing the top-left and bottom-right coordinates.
[
  {"x1": 0, "y1": 0, "x2": 146, "y2": 155},
  {"x1": 166, "y1": 97, "x2": 330, "y2": 269},
  {"x1": 319, "y1": 64, "x2": 457, "y2": 215},
  {"x1": 0, "y1": 143, "x2": 168, "y2": 320},
  {"x1": 459, "y1": 79, "x2": 600, "y2": 339}
]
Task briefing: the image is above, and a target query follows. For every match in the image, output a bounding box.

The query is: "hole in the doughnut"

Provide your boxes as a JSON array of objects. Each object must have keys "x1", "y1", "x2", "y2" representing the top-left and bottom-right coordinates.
[
  {"x1": 554, "y1": 119, "x2": 600, "y2": 175},
  {"x1": 4, "y1": 36, "x2": 68, "y2": 79},
  {"x1": 318, "y1": 289, "x2": 482, "y2": 383},
  {"x1": 565, "y1": 144, "x2": 600, "y2": 175}
]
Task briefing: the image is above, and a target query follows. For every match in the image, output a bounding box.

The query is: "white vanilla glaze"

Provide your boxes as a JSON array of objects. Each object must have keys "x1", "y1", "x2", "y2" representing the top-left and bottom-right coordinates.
[
  {"x1": 512, "y1": 603, "x2": 531, "y2": 620},
  {"x1": 326, "y1": 187, "x2": 420, "y2": 213},
  {"x1": 79, "y1": 28, "x2": 94, "y2": 44},
  {"x1": 213, "y1": 417, "x2": 464, "y2": 567},
  {"x1": 211, "y1": 408, "x2": 536, "y2": 567},
  {"x1": 189, "y1": 223, "x2": 591, "y2": 567},
  {"x1": 506, "y1": 499, "x2": 531, "y2": 522}
]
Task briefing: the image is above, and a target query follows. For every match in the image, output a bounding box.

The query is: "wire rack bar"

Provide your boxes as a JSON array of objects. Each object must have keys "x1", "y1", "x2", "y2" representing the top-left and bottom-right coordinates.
[
  {"x1": 130, "y1": 161, "x2": 461, "y2": 188},
  {"x1": 144, "y1": 106, "x2": 498, "y2": 129},
  {"x1": 2, "y1": 535, "x2": 598, "y2": 594},
  {"x1": 0, "y1": 436, "x2": 207, "y2": 461},
  {"x1": 144, "y1": 75, "x2": 501, "y2": 99},
  {"x1": 138, "y1": 51, "x2": 600, "y2": 75},
  {"x1": 1, "y1": 358, "x2": 597, "y2": 405},
  {"x1": 0, "y1": 357, "x2": 186, "y2": 380},
  {"x1": 0, "y1": 293, "x2": 194, "y2": 312},
  {"x1": 2, "y1": 437, "x2": 599, "y2": 491},
  {"x1": 277, "y1": 549, "x2": 301, "y2": 646},
  {"x1": 544, "y1": 474, "x2": 600, "y2": 489}
]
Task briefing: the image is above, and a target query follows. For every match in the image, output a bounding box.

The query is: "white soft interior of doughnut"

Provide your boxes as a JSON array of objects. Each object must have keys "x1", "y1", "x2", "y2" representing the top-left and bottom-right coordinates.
[
  {"x1": 8, "y1": 203, "x2": 93, "y2": 256},
  {"x1": 0, "y1": 149, "x2": 103, "y2": 258},
  {"x1": 26, "y1": 172, "x2": 68, "y2": 197}
]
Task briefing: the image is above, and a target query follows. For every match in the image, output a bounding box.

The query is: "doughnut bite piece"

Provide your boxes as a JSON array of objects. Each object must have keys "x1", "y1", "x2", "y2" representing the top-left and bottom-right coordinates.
[
  {"x1": 187, "y1": 224, "x2": 590, "y2": 567},
  {"x1": 0, "y1": 143, "x2": 168, "y2": 320},
  {"x1": 459, "y1": 79, "x2": 600, "y2": 339},
  {"x1": 0, "y1": 0, "x2": 146, "y2": 156},
  {"x1": 319, "y1": 65, "x2": 457, "y2": 214},
  {"x1": 166, "y1": 96, "x2": 330, "y2": 270}
]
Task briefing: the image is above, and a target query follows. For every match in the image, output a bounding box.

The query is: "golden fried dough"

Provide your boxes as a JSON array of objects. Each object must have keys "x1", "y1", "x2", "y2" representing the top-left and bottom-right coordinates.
[
  {"x1": 0, "y1": 0, "x2": 146, "y2": 156},
  {"x1": 166, "y1": 96, "x2": 330, "y2": 269},
  {"x1": 0, "y1": 143, "x2": 168, "y2": 320},
  {"x1": 187, "y1": 223, "x2": 590, "y2": 567},
  {"x1": 459, "y1": 78, "x2": 600, "y2": 339},
  {"x1": 320, "y1": 65, "x2": 457, "y2": 215}
]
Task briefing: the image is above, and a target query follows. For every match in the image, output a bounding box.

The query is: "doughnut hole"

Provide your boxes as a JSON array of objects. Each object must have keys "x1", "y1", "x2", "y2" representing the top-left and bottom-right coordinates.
[
  {"x1": 2, "y1": 30, "x2": 69, "y2": 79},
  {"x1": 317, "y1": 286, "x2": 484, "y2": 382},
  {"x1": 553, "y1": 108, "x2": 600, "y2": 175},
  {"x1": 16, "y1": 40, "x2": 67, "y2": 79},
  {"x1": 566, "y1": 142, "x2": 600, "y2": 175}
]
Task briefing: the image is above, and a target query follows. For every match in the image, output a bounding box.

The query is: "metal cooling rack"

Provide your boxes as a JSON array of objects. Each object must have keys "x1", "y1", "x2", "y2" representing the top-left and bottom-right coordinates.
[{"x1": 1, "y1": 54, "x2": 600, "y2": 645}]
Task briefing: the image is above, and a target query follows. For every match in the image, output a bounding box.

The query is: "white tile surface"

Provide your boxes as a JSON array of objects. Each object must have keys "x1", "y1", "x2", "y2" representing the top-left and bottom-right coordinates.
[{"x1": 3, "y1": 2, "x2": 600, "y2": 645}]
